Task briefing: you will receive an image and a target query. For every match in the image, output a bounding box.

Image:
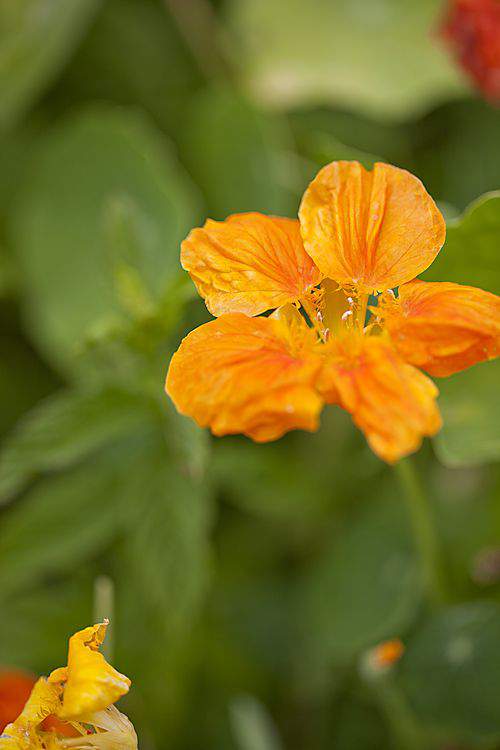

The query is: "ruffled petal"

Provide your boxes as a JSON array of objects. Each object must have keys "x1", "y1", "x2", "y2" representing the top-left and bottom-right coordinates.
[
  {"x1": 317, "y1": 334, "x2": 442, "y2": 462},
  {"x1": 166, "y1": 312, "x2": 325, "y2": 441},
  {"x1": 299, "y1": 161, "x2": 446, "y2": 293},
  {"x1": 0, "y1": 678, "x2": 63, "y2": 750},
  {"x1": 181, "y1": 213, "x2": 322, "y2": 316},
  {"x1": 380, "y1": 280, "x2": 500, "y2": 377},
  {"x1": 10, "y1": 678, "x2": 62, "y2": 730},
  {"x1": 58, "y1": 623, "x2": 130, "y2": 721}
]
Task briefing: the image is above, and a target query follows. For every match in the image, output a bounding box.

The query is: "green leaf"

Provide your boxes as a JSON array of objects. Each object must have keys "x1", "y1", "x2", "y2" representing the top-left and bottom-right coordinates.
[
  {"x1": 300, "y1": 494, "x2": 421, "y2": 664},
  {"x1": 0, "y1": 574, "x2": 94, "y2": 671},
  {"x1": 49, "y1": 0, "x2": 200, "y2": 135},
  {"x1": 182, "y1": 85, "x2": 296, "y2": 218},
  {"x1": 228, "y1": 0, "x2": 466, "y2": 121},
  {"x1": 0, "y1": 335, "x2": 57, "y2": 437},
  {"x1": 0, "y1": 387, "x2": 153, "y2": 504},
  {"x1": 212, "y1": 409, "x2": 381, "y2": 524},
  {"x1": 10, "y1": 105, "x2": 200, "y2": 373},
  {"x1": 123, "y1": 451, "x2": 213, "y2": 634},
  {"x1": 434, "y1": 360, "x2": 500, "y2": 468},
  {"x1": 0, "y1": 0, "x2": 101, "y2": 131},
  {"x1": 426, "y1": 192, "x2": 500, "y2": 294},
  {"x1": 332, "y1": 696, "x2": 391, "y2": 750},
  {"x1": 399, "y1": 602, "x2": 500, "y2": 742},
  {"x1": 230, "y1": 695, "x2": 283, "y2": 750},
  {"x1": 0, "y1": 449, "x2": 137, "y2": 598},
  {"x1": 415, "y1": 100, "x2": 500, "y2": 211}
]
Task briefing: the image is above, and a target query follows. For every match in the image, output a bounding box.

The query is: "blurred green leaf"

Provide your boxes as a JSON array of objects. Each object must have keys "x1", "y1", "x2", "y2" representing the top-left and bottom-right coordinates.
[
  {"x1": 123, "y1": 450, "x2": 213, "y2": 634},
  {"x1": 0, "y1": 447, "x2": 140, "y2": 598},
  {"x1": 426, "y1": 192, "x2": 500, "y2": 294},
  {"x1": 0, "y1": 574, "x2": 94, "y2": 671},
  {"x1": 416, "y1": 101, "x2": 500, "y2": 210},
  {"x1": 228, "y1": 0, "x2": 465, "y2": 120},
  {"x1": 212, "y1": 409, "x2": 381, "y2": 524},
  {"x1": 290, "y1": 109, "x2": 414, "y2": 170},
  {"x1": 430, "y1": 462, "x2": 499, "y2": 593},
  {"x1": 0, "y1": 0, "x2": 100, "y2": 131},
  {"x1": 10, "y1": 105, "x2": 200, "y2": 372},
  {"x1": 301, "y1": 494, "x2": 421, "y2": 663},
  {"x1": 434, "y1": 360, "x2": 500, "y2": 468},
  {"x1": 332, "y1": 696, "x2": 391, "y2": 750},
  {"x1": 0, "y1": 333, "x2": 57, "y2": 437},
  {"x1": 182, "y1": 86, "x2": 296, "y2": 218},
  {"x1": 0, "y1": 387, "x2": 154, "y2": 504},
  {"x1": 48, "y1": 0, "x2": 200, "y2": 135},
  {"x1": 230, "y1": 695, "x2": 283, "y2": 750},
  {"x1": 302, "y1": 131, "x2": 381, "y2": 173},
  {"x1": 111, "y1": 449, "x2": 214, "y2": 741},
  {"x1": 400, "y1": 602, "x2": 500, "y2": 742}
]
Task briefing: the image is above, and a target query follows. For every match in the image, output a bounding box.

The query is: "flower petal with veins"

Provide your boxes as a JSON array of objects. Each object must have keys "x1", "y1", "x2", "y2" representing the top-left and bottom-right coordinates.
[
  {"x1": 317, "y1": 334, "x2": 442, "y2": 462},
  {"x1": 380, "y1": 280, "x2": 500, "y2": 377},
  {"x1": 166, "y1": 313, "x2": 325, "y2": 441},
  {"x1": 181, "y1": 213, "x2": 322, "y2": 316},
  {"x1": 299, "y1": 161, "x2": 445, "y2": 293}
]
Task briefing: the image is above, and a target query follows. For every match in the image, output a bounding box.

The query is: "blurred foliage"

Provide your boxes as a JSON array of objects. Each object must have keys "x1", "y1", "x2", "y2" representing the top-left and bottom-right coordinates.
[
  {"x1": 227, "y1": 0, "x2": 466, "y2": 119},
  {"x1": 0, "y1": 2, "x2": 499, "y2": 750}
]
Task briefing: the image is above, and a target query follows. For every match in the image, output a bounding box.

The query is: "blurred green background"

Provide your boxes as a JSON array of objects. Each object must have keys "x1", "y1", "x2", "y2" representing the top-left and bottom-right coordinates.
[{"x1": 1, "y1": 1, "x2": 500, "y2": 748}]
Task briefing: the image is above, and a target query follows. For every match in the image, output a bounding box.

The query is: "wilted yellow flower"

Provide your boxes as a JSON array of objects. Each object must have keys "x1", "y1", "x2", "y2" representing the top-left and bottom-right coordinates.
[{"x1": 0, "y1": 622, "x2": 137, "y2": 750}]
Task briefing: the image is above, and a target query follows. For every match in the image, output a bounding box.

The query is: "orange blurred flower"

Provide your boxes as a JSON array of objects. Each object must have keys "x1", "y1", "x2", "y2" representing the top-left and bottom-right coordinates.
[
  {"x1": 0, "y1": 671, "x2": 78, "y2": 739},
  {"x1": 441, "y1": 0, "x2": 500, "y2": 102},
  {"x1": 0, "y1": 622, "x2": 137, "y2": 750},
  {"x1": 166, "y1": 161, "x2": 500, "y2": 463},
  {"x1": 0, "y1": 671, "x2": 36, "y2": 733},
  {"x1": 369, "y1": 639, "x2": 405, "y2": 670}
]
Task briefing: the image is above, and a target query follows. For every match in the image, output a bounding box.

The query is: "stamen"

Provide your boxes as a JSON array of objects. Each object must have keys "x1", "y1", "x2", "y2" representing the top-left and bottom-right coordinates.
[{"x1": 341, "y1": 310, "x2": 353, "y2": 322}]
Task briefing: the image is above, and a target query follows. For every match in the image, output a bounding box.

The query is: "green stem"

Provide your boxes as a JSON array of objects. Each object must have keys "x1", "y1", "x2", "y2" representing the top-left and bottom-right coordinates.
[
  {"x1": 93, "y1": 575, "x2": 115, "y2": 661},
  {"x1": 375, "y1": 678, "x2": 425, "y2": 750},
  {"x1": 395, "y1": 458, "x2": 447, "y2": 605}
]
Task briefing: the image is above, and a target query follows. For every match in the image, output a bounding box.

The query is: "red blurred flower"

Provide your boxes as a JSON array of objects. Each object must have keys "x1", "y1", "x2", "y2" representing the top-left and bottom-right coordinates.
[
  {"x1": 0, "y1": 668, "x2": 77, "y2": 737},
  {"x1": 441, "y1": 0, "x2": 500, "y2": 102},
  {"x1": 0, "y1": 669, "x2": 36, "y2": 732}
]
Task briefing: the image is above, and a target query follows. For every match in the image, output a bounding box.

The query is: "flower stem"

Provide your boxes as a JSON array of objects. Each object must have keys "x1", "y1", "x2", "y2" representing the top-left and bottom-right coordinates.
[
  {"x1": 356, "y1": 293, "x2": 368, "y2": 330},
  {"x1": 395, "y1": 458, "x2": 447, "y2": 605},
  {"x1": 93, "y1": 575, "x2": 115, "y2": 661}
]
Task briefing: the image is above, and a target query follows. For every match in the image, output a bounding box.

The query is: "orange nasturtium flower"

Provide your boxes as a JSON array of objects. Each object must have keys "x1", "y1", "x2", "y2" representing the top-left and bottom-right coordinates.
[
  {"x1": 166, "y1": 161, "x2": 500, "y2": 463},
  {"x1": 0, "y1": 622, "x2": 137, "y2": 750}
]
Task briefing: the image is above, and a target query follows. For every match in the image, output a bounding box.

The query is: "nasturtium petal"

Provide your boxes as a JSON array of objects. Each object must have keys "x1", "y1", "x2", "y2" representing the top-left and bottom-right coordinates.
[
  {"x1": 181, "y1": 212, "x2": 322, "y2": 316},
  {"x1": 299, "y1": 161, "x2": 446, "y2": 293},
  {"x1": 381, "y1": 280, "x2": 500, "y2": 377},
  {"x1": 0, "y1": 678, "x2": 63, "y2": 750},
  {"x1": 58, "y1": 623, "x2": 130, "y2": 720},
  {"x1": 166, "y1": 313, "x2": 325, "y2": 441},
  {"x1": 317, "y1": 335, "x2": 442, "y2": 463},
  {"x1": 8, "y1": 678, "x2": 62, "y2": 729}
]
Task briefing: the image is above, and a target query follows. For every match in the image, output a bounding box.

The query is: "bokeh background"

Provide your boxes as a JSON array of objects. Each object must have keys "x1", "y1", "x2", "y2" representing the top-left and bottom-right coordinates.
[{"x1": 1, "y1": 1, "x2": 500, "y2": 748}]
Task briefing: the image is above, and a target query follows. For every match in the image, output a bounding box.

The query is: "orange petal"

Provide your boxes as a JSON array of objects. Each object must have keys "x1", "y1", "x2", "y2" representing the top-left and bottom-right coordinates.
[
  {"x1": 166, "y1": 312, "x2": 325, "y2": 441},
  {"x1": 58, "y1": 623, "x2": 130, "y2": 721},
  {"x1": 380, "y1": 280, "x2": 500, "y2": 377},
  {"x1": 299, "y1": 161, "x2": 446, "y2": 293},
  {"x1": 181, "y1": 213, "x2": 322, "y2": 316},
  {"x1": 317, "y1": 334, "x2": 442, "y2": 463}
]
